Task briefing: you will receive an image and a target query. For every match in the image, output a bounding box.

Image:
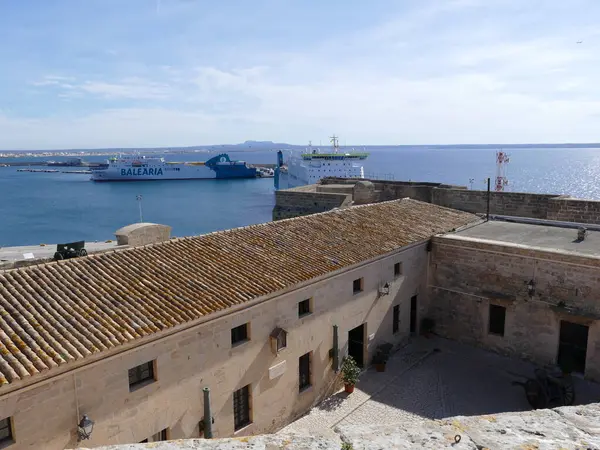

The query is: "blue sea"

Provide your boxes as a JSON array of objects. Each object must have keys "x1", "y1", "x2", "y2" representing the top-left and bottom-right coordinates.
[{"x1": 2, "y1": 147, "x2": 600, "y2": 247}]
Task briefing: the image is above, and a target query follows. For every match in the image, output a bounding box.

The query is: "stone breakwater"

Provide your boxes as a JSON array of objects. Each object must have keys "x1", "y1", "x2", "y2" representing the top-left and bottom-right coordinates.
[{"x1": 84, "y1": 403, "x2": 600, "y2": 450}]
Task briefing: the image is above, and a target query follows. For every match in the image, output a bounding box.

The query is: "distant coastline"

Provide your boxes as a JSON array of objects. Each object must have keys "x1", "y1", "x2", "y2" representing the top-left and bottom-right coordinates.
[{"x1": 2, "y1": 141, "x2": 600, "y2": 159}]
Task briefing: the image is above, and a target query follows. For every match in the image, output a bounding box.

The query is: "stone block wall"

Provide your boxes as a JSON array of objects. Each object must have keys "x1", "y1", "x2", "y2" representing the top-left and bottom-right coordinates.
[
  {"x1": 272, "y1": 189, "x2": 352, "y2": 220},
  {"x1": 428, "y1": 235, "x2": 600, "y2": 381},
  {"x1": 431, "y1": 188, "x2": 557, "y2": 219},
  {"x1": 548, "y1": 197, "x2": 600, "y2": 224},
  {"x1": 276, "y1": 177, "x2": 600, "y2": 226}
]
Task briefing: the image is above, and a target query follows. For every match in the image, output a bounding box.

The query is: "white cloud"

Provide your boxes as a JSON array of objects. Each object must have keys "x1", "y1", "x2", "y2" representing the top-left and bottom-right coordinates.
[{"x1": 7, "y1": 0, "x2": 600, "y2": 149}]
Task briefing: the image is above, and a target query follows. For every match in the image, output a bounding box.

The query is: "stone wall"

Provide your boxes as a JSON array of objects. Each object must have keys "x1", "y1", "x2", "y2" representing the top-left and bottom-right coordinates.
[
  {"x1": 275, "y1": 177, "x2": 600, "y2": 225},
  {"x1": 428, "y1": 235, "x2": 600, "y2": 381},
  {"x1": 548, "y1": 197, "x2": 600, "y2": 224},
  {"x1": 115, "y1": 223, "x2": 172, "y2": 246},
  {"x1": 85, "y1": 403, "x2": 600, "y2": 449},
  {"x1": 272, "y1": 188, "x2": 352, "y2": 220},
  {"x1": 431, "y1": 189, "x2": 558, "y2": 219}
]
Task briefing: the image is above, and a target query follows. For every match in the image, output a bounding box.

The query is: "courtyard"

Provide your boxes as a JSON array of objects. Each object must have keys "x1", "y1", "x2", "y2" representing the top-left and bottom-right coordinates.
[{"x1": 279, "y1": 337, "x2": 600, "y2": 437}]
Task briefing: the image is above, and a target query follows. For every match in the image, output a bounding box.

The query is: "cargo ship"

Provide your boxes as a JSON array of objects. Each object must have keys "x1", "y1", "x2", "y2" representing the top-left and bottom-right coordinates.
[
  {"x1": 90, "y1": 153, "x2": 258, "y2": 181},
  {"x1": 274, "y1": 135, "x2": 368, "y2": 189}
]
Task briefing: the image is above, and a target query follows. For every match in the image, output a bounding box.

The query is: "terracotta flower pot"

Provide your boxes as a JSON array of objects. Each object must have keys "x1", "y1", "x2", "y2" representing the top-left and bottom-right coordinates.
[
  {"x1": 375, "y1": 363, "x2": 386, "y2": 372},
  {"x1": 344, "y1": 383, "x2": 355, "y2": 393}
]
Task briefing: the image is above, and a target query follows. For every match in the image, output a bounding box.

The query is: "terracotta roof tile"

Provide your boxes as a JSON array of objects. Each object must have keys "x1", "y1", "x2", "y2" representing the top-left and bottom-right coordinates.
[{"x1": 0, "y1": 199, "x2": 477, "y2": 387}]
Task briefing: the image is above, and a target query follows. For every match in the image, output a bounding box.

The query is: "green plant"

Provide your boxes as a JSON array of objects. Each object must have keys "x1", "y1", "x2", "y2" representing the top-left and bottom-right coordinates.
[
  {"x1": 421, "y1": 317, "x2": 435, "y2": 334},
  {"x1": 341, "y1": 443, "x2": 353, "y2": 450},
  {"x1": 341, "y1": 356, "x2": 360, "y2": 385},
  {"x1": 372, "y1": 342, "x2": 393, "y2": 365}
]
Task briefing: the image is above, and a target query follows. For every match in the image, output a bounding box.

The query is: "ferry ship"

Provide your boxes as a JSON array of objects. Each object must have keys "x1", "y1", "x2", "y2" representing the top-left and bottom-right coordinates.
[
  {"x1": 274, "y1": 136, "x2": 368, "y2": 189},
  {"x1": 91, "y1": 153, "x2": 258, "y2": 181}
]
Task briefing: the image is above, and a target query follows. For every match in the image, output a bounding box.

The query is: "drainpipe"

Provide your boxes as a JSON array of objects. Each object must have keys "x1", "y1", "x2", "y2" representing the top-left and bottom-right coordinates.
[
  {"x1": 203, "y1": 387, "x2": 213, "y2": 438},
  {"x1": 333, "y1": 325, "x2": 339, "y2": 372}
]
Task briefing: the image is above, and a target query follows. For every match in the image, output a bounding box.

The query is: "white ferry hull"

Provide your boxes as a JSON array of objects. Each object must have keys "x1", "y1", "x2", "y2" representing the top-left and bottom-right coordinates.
[{"x1": 92, "y1": 164, "x2": 216, "y2": 181}]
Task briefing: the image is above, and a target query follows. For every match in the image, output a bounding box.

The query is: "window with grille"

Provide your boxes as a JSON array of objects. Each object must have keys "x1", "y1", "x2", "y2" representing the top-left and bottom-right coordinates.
[
  {"x1": 231, "y1": 323, "x2": 249, "y2": 346},
  {"x1": 488, "y1": 304, "x2": 506, "y2": 336},
  {"x1": 394, "y1": 262, "x2": 402, "y2": 277},
  {"x1": 129, "y1": 361, "x2": 155, "y2": 390},
  {"x1": 353, "y1": 278, "x2": 363, "y2": 294},
  {"x1": 393, "y1": 304, "x2": 400, "y2": 334},
  {"x1": 299, "y1": 352, "x2": 312, "y2": 392},
  {"x1": 233, "y1": 385, "x2": 251, "y2": 430},
  {"x1": 0, "y1": 417, "x2": 13, "y2": 446},
  {"x1": 298, "y1": 299, "x2": 312, "y2": 317}
]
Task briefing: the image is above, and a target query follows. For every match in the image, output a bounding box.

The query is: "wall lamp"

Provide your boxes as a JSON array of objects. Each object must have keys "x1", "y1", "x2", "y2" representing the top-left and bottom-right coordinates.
[
  {"x1": 77, "y1": 414, "x2": 95, "y2": 441},
  {"x1": 527, "y1": 280, "x2": 536, "y2": 298}
]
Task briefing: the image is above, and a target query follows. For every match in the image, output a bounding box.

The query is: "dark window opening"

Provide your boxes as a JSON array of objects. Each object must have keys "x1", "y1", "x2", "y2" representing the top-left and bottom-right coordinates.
[
  {"x1": 558, "y1": 321, "x2": 589, "y2": 374},
  {"x1": 394, "y1": 262, "x2": 402, "y2": 277},
  {"x1": 353, "y1": 278, "x2": 363, "y2": 294},
  {"x1": 410, "y1": 295, "x2": 417, "y2": 333},
  {"x1": 393, "y1": 304, "x2": 400, "y2": 334},
  {"x1": 488, "y1": 304, "x2": 506, "y2": 336},
  {"x1": 231, "y1": 323, "x2": 249, "y2": 346},
  {"x1": 129, "y1": 361, "x2": 155, "y2": 390},
  {"x1": 0, "y1": 417, "x2": 13, "y2": 446},
  {"x1": 299, "y1": 352, "x2": 312, "y2": 391},
  {"x1": 298, "y1": 299, "x2": 311, "y2": 317},
  {"x1": 233, "y1": 385, "x2": 251, "y2": 430}
]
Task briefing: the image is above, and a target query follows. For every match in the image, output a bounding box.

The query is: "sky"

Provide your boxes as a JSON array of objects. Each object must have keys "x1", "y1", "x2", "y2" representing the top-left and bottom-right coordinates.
[{"x1": 1, "y1": 0, "x2": 599, "y2": 149}]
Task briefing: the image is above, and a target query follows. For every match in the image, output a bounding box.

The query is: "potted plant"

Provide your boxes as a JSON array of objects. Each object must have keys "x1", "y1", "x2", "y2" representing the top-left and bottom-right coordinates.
[
  {"x1": 341, "y1": 356, "x2": 360, "y2": 393},
  {"x1": 372, "y1": 342, "x2": 393, "y2": 372},
  {"x1": 421, "y1": 317, "x2": 435, "y2": 338}
]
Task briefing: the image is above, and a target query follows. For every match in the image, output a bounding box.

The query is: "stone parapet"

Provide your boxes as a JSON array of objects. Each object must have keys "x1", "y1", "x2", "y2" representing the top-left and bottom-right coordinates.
[
  {"x1": 85, "y1": 403, "x2": 600, "y2": 449},
  {"x1": 274, "y1": 177, "x2": 600, "y2": 225}
]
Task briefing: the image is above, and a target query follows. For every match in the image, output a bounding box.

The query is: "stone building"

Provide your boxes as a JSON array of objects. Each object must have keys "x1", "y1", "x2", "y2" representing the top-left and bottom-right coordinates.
[
  {"x1": 429, "y1": 218, "x2": 600, "y2": 381},
  {"x1": 0, "y1": 200, "x2": 475, "y2": 449}
]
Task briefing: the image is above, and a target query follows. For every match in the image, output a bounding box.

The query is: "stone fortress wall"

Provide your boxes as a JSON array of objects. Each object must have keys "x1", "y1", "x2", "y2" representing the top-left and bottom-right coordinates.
[{"x1": 273, "y1": 177, "x2": 600, "y2": 224}]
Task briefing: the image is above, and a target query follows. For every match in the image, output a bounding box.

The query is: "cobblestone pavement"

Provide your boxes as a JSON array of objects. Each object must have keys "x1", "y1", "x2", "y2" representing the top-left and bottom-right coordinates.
[{"x1": 279, "y1": 337, "x2": 600, "y2": 435}]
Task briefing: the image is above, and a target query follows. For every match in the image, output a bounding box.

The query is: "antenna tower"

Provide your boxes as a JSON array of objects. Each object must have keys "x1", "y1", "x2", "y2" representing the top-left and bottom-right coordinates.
[{"x1": 495, "y1": 150, "x2": 510, "y2": 192}]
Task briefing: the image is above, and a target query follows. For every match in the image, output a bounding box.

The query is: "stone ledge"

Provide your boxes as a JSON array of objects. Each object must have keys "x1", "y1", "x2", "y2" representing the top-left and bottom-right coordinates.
[{"x1": 83, "y1": 403, "x2": 600, "y2": 449}]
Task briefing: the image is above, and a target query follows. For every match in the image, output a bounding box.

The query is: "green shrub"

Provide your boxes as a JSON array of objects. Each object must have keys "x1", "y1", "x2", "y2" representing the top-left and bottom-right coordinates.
[{"x1": 341, "y1": 356, "x2": 360, "y2": 385}]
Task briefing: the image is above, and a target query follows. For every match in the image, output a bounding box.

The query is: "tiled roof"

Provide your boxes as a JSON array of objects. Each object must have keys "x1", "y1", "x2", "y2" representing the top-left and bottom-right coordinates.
[{"x1": 0, "y1": 200, "x2": 477, "y2": 387}]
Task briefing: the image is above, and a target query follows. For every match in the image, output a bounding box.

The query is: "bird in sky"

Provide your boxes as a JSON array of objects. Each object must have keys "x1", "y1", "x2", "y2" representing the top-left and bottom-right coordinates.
[{"x1": 576, "y1": 40, "x2": 583, "y2": 44}]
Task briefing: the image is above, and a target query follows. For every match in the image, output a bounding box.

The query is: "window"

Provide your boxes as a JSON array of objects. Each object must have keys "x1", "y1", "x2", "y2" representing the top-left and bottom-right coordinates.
[
  {"x1": 299, "y1": 352, "x2": 312, "y2": 392},
  {"x1": 353, "y1": 277, "x2": 363, "y2": 294},
  {"x1": 128, "y1": 360, "x2": 155, "y2": 391},
  {"x1": 231, "y1": 323, "x2": 249, "y2": 346},
  {"x1": 298, "y1": 299, "x2": 312, "y2": 317},
  {"x1": 488, "y1": 304, "x2": 506, "y2": 336},
  {"x1": 0, "y1": 417, "x2": 13, "y2": 447},
  {"x1": 394, "y1": 262, "x2": 402, "y2": 277},
  {"x1": 233, "y1": 385, "x2": 251, "y2": 430},
  {"x1": 393, "y1": 304, "x2": 400, "y2": 334}
]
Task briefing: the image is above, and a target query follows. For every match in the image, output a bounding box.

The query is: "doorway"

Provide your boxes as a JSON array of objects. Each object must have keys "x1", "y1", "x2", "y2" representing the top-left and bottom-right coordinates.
[
  {"x1": 348, "y1": 324, "x2": 365, "y2": 368},
  {"x1": 558, "y1": 320, "x2": 589, "y2": 374},
  {"x1": 410, "y1": 295, "x2": 418, "y2": 334}
]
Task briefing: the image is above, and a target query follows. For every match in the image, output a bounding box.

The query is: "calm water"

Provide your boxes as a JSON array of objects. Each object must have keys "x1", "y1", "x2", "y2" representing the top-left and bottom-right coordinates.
[{"x1": 2, "y1": 147, "x2": 600, "y2": 246}]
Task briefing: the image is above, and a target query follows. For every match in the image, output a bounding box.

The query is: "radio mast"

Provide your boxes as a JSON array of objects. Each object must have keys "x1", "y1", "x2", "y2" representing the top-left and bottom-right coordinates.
[{"x1": 495, "y1": 150, "x2": 510, "y2": 192}]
